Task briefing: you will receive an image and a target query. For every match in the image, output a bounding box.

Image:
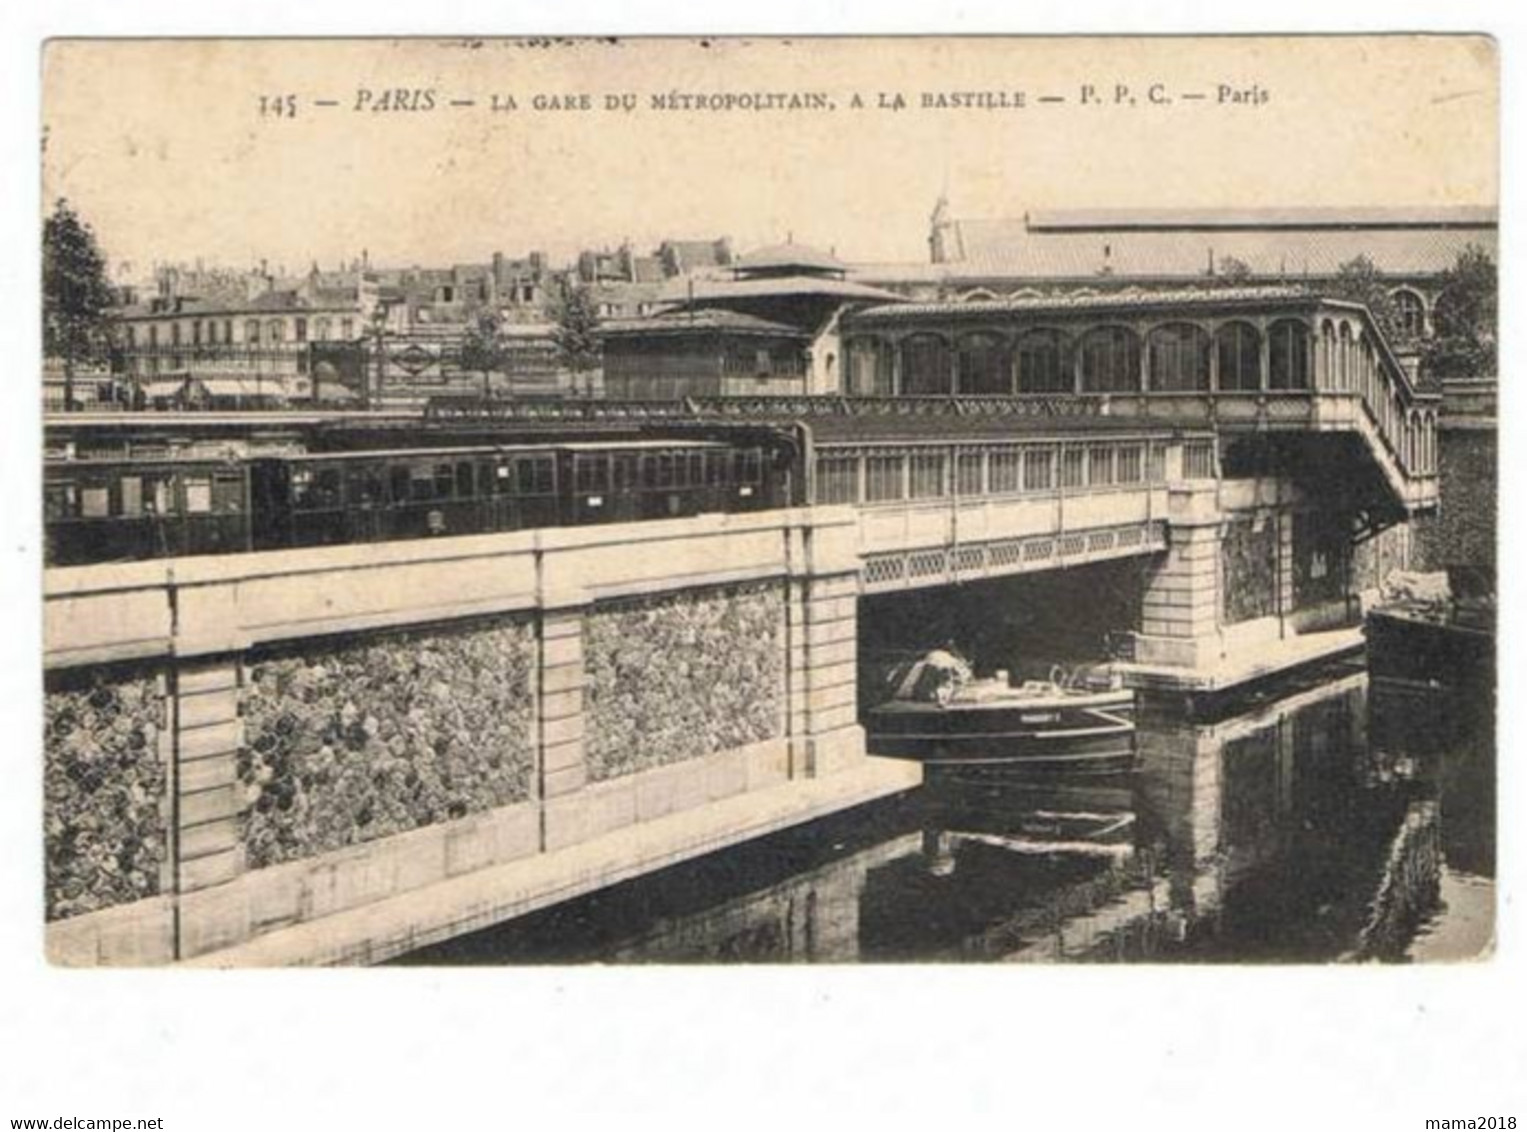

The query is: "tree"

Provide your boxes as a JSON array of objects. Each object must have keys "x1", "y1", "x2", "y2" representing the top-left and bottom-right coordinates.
[
  {"x1": 458, "y1": 310, "x2": 507, "y2": 398},
  {"x1": 549, "y1": 277, "x2": 601, "y2": 395},
  {"x1": 1214, "y1": 256, "x2": 1253, "y2": 286},
  {"x1": 1326, "y1": 254, "x2": 1403, "y2": 343},
  {"x1": 1422, "y1": 244, "x2": 1496, "y2": 382},
  {"x1": 43, "y1": 199, "x2": 117, "y2": 411}
]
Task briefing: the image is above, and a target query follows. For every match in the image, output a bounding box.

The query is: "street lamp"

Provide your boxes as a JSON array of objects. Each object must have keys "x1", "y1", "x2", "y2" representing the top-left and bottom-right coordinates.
[{"x1": 369, "y1": 305, "x2": 389, "y2": 411}]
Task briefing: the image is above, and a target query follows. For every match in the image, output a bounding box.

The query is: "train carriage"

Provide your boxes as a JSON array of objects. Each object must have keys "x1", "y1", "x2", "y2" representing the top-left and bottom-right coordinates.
[
  {"x1": 42, "y1": 427, "x2": 797, "y2": 567},
  {"x1": 44, "y1": 458, "x2": 251, "y2": 565}
]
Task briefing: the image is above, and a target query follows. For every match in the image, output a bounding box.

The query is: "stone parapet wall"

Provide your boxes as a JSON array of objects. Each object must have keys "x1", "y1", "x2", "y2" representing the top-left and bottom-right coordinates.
[
  {"x1": 43, "y1": 508, "x2": 874, "y2": 965},
  {"x1": 239, "y1": 618, "x2": 536, "y2": 870}
]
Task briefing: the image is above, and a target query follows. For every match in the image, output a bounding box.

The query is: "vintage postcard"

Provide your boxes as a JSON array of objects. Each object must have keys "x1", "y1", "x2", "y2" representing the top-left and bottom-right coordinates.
[{"x1": 38, "y1": 35, "x2": 1497, "y2": 970}]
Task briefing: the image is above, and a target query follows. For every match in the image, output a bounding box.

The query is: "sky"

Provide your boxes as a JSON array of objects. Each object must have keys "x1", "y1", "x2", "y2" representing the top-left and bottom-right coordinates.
[{"x1": 41, "y1": 36, "x2": 1498, "y2": 279}]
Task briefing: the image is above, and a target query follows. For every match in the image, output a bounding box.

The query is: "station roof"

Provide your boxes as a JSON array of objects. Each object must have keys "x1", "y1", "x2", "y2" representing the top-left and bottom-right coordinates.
[
  {"x1": 600, "y1": 309, "x2": 811, "y2": 338},
  {"x1": 844, "y1": 285, "x2": 1330, "y2": 324},
  {"x1": 735, "y1": 243, "x2": 847, "y2": 275},
  {"x1": 934, "y1": 207, "x2": 1498, "y2": 281},
  {"x1": 666, "y1": 275, "x2": 909, "y2": 305}
]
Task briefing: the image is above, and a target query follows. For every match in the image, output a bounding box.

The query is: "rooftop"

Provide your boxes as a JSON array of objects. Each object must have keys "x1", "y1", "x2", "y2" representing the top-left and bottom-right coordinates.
[
  {"x1": 847, "y1": 285, "x2": 1328, "y2": 322},
  {"x1": 935, "y1": 206, "x2": 1499, "y2": 280},
  {"x1": 666, "y1": 274, "x2": 908, "y2": 305},
  {"x1": 735, "y1": 243, "x2": 848, "y2": 277},
  {"x1": 600, "y1": 309, "x2": 810, "y2": 338}
]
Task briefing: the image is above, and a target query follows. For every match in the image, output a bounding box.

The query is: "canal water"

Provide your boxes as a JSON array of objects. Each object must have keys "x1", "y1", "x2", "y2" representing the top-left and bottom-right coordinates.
[{"x1": 396, "y1": 654, "x2": 1495, "y2": 965}]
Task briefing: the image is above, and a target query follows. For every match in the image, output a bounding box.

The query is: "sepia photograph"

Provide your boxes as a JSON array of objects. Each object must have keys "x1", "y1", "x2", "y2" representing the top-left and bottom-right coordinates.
[{"x1": 34, "y1": 34, "x2": 1499, "y2": 971}]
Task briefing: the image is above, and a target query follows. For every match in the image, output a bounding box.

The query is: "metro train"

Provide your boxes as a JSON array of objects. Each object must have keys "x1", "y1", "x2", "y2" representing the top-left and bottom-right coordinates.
[{"x1": 43, "y1": 427, "x2": 803, "y2": 567}]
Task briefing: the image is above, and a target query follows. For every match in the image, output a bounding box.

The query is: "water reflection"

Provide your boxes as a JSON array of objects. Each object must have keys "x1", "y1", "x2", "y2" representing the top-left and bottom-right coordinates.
[{"x1": 395, "y1": 661, "x2": 1493, "y2": 965}]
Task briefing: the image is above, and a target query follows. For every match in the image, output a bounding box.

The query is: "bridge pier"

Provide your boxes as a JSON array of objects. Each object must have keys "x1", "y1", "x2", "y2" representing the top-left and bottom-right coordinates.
[{"x1": 1124, "y1": 476, "x2": 1406, "y2": 692}]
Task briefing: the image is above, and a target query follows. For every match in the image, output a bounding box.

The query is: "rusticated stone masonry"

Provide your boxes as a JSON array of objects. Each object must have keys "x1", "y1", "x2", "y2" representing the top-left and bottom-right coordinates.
[
  {"x1": 584, "y1": 582, "x2": 786, "y2": 781},
  {"x1": 43, "y1": 667, "x2": 169, "y2": 921},
  {"x1": 238, "y1": 617, "x2": 537, "y2": 869}
]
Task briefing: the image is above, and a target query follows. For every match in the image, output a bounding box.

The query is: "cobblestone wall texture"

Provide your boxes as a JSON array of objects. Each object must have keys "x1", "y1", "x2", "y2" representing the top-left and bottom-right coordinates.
[
  {"x1": 585, "y1": 582, "x2": 786, "y2": 781},
  {"x1": 44, "y1": 670, "x2": 167, "y2": 921},
  {"x1": 1415, "y1": 428, "x2": 1496, "y2": 578},
  {"x1": 239, "y1": 618, "x2": 536, "y2": 869},
  {"x1": 1221, "y1": 517, "x2": 1278, "y2": 624}
]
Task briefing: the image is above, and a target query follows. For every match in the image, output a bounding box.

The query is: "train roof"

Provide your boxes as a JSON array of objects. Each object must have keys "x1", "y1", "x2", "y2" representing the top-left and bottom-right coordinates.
[{"x1": 270, "y1": 439, "x2": 731, "y2": 462}]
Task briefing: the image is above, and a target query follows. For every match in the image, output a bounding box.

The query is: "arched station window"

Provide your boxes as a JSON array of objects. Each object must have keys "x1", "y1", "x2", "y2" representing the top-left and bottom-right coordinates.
[
  {"x1": 1079, "y1": 325, "x2": 1141, "y2": 393},
  {"x1": 1016, "y1": 328, "x2": 1072, "y2": 393},
  {"x1": 1392, "y1": 289, "x2": 1426, "y2": 340},
  {"x1": 266, "y1": 319, "x2": 286, "y2": 344},
  {"x1": 1268, "y1": 319, "x2": 1311, "y2": 390},
  {"x1": 846, "y1": 337, "x2": 894, "y2": 396},
  {"x1": 1147, "y1": 322, "x2": 1211, "y2": 392},
  {"x1": 1320, "y1": 320, "x2": 1337, "y2": 387},
  {"x1": 1215, "y1": 321, "x2": 1262, "y2": 391},
  {"x1": 956, "y1": 332, "x2": 1011, "y2": 395},
  {"x1": 245, "y1": 320, "x2": 261, "y2": 346},
  {"x1": 900, "y1": 334, "x2": 953, "y2": 396}
]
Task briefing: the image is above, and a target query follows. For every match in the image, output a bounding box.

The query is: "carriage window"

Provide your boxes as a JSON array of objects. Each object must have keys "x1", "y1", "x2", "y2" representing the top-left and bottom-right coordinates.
[
  {"x1": 704, "y1": 452, "x2": 728, "y2": 486},
  {"x1": 517, "y1": 458, "x2": 554, "y2": 495},
  {"x1": 688, "y1": 451, "x2": 705, "y2": 486},
  {"x1": 654, "y1": 454, "x2": 675, "y2": 489},
  {"x1": 456, "y1": 462, "x2": 475, "y2": 498},
  {"x1": 433, "y1": 464, "x2": 455, "y2": 499},
  {"x1": 184, "y1": 477, "x2": 213, "y2": 514},
  {"x1": 290, "y1": 468, "x2": 314, "y2": 507},
  {"x1": 408, "y1": 465, "x2": 435, "y2": 503},
  {"x1": 614, "y1": 455, "x2": 636, "y2": 492},
  {"x1": 575, "y1": 457, "x2": 609, "y2": 494},
  {"x1": 1024, "y1": 449, "x2": 1054, "y2": 491},
  {"x1": 989, "y1": 449, "x2": 1022, "y2": 494},
  {"x1": 736, "y1": 450, "x2": 762, "y2": 484},
  {"x1": 347, "y1": 467, "x2": 385, "y2": 507},
  {"x1": 120, "y1": 476, "x2": 143, "y2": 517},
  {"x1": 148, "y1": 476, "x2": 173, "y2": 515},
  {"x1": 315, "y1": 469, "x2": 343, "y2": 508},
  {"x1": 45, "y1": 484, "x2": 75, "y2": 521},
  {"x1": 390, "y1": 466, "x2": 411, "y2": 502},
  {"x1": 80, "y1": 485, "x2": 111, "y2": 518}
]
